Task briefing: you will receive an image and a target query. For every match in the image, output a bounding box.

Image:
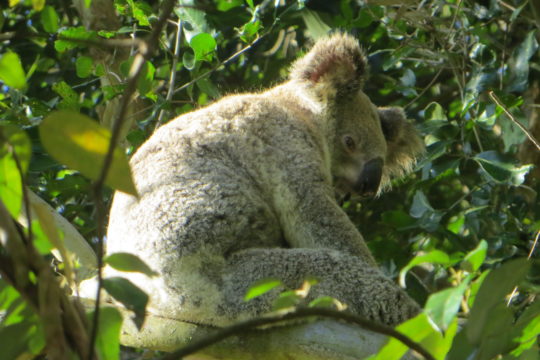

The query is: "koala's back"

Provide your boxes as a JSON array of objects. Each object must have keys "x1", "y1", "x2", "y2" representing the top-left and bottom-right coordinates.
[{"x1": 105, "y1": 90, "x2": 326, "y2": 321}]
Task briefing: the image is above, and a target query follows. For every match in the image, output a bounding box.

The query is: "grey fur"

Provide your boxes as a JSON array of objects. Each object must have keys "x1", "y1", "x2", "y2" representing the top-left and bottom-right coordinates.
[{"x1": 105, "y1": 33, "x2": 423, "y2": 327}]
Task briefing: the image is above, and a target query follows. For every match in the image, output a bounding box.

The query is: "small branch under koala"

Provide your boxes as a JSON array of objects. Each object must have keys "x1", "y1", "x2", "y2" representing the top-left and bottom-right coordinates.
[
  {"x1": 489, "y1": 91, "x2": 540, "y2": 151},
  {"x1": 161, "y1": 308, "x2": 435, "y2": 360}
]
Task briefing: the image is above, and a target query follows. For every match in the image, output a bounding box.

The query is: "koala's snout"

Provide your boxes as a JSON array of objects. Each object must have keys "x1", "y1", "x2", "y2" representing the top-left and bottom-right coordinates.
[{"x1": 356, "y1": 157, "x2": 383, "y2": 196}]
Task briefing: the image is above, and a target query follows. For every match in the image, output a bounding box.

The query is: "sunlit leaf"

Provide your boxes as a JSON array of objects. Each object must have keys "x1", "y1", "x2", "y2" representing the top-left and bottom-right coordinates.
[
  {"x1": 426, "y1": 277, "x2": 471, "y2": 330},
  {"x1": 55, "y1": 27, "x2": 96, "y2": 52},
  {"x1": 461, "y1": 240, "x2": 487, "y2": 273},
  {"x1": 87, "y1": 307, "x2": 122, "y2": 360},
  {"x1": 302, "y1": 9, "x2": 331, "y2": 39},
  {"x1": 39, "y1": 111, "x2": 138, "y2": 196},
  {"x1": 244, "y1": 278, "x2": 282, "y2": 301},
  {"x1": 0, "y1": 52, "x2": 26, "y2": 90},
  {"x1": 32, "y1": 0, "x2": 45, "y2": 11},
  {"x1": 102, "y1": 277, "x2": 148, "y2": 330},
  {"x1": 190, "y1": 33, "x2": 217, "y2": 62},
  {"x1": 0, "y1": 126, "x2": 29, "y2": 218},
  {"x1": 105, "y1": 253, "x2": 157, "y2": 277},
  {"x1": 399, "y1": 250, "x2": 451, "y2": 287},
  {"x1": 373, "y1": 313, "x2": 447, "y2": 360},
  {"x1": 511, "y1": 301, "x2": 540, "y2": 356}
]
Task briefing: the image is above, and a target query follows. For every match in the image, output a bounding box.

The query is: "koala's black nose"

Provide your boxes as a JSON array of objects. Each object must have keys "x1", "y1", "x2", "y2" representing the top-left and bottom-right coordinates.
[{"x1": 356, "y1": 157, "x2": 383, "y2": 197}]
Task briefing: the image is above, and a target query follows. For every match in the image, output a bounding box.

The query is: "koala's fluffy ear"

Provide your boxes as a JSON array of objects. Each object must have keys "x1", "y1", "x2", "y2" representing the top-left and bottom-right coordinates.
[
  {"x1": 289, "y1": 33, "x2": 367, "y2": 94},
  {"x1": 378, "y1": 107, "x2": 425, "y2": 183}
]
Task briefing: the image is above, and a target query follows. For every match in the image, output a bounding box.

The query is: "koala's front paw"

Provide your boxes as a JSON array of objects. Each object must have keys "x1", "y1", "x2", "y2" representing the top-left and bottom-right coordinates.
[{"x1": 361, "y1": 283, "x2": 420, "y2": 326}]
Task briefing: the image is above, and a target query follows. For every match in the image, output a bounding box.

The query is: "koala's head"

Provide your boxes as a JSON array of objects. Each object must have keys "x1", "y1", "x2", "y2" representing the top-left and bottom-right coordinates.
[{"x1": 289, "y1": 33, "x2": 424, "y2": 198}]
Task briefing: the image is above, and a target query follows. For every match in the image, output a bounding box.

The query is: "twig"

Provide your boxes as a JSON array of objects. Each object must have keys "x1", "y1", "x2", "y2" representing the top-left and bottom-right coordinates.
[
  {"x1": 489, "y1": 91, "x2": 540, "y2": 151},
  {"x1": 404, "y1": 68, "x2": 443, "y2": 109},
  {"x1": 161, "y1": 308, "x2": 435, "y2": 360},
  {"x1": 156, "y1": 19, "x2": 184, "y2": 128},
  {"x1": 87, "y1": 1, "x2": 178, "y2": 359},
  {"x1": 172, "y1": 35, "x2": 265, "y2": 96}
]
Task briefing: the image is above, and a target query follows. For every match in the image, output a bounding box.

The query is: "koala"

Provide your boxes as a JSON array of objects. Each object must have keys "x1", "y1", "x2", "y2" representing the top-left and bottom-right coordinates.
[{"x1": 104, "y1": 33, "x2": 424, "y2": 328}]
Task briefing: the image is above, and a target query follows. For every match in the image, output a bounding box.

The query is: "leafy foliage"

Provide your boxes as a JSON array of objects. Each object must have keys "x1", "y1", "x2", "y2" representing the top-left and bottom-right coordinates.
[{"x1": 0, "y1": 0, "x2": 539, "y2": 359}]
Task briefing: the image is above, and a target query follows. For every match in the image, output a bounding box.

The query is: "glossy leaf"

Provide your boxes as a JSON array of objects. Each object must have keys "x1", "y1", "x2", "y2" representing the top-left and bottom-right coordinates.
[
  {"x1": 461, "y1": 240, "x2": 487, "y2": 273},
  {"x1": 105, "y1": 253, "x2": 157, "y2": 277},
  {"x1": 39, "y1": 111, "x2": 138, "y2": 196},
  {"x1": 244, "y1": 278, "x2": 282, "y2": 301},
  {"x1": 474, "y1": 151, "x2": 532, "y2": 186},
  {"x1": 0, "y1": 52, "x2": 26, "y2": 90}
]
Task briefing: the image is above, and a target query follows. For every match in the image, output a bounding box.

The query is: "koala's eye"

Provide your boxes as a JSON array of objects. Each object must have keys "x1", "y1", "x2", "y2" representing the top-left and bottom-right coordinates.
[{"x1": 343, "y1": 135, "x2": 356, "y2": 151}]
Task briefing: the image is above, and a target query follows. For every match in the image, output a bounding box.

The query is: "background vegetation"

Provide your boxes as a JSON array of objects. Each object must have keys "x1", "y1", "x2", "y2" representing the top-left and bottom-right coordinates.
[{"x1": 0, "y1": 0, "x2": 539, "y2": 359}]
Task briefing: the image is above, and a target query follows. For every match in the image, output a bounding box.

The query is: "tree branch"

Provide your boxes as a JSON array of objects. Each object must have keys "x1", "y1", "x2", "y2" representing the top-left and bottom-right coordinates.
[{"x1": 161, "y1": 308, "x2": 435, "y2": 360}]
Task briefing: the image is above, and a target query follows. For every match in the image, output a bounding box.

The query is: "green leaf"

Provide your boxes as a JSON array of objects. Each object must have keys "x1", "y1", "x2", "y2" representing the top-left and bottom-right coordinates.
[
  {"x1": 424, "y1": 102, "x2": 447, "y2": 121},
  {"x1": 55, "y1": 27, "x2": 96, "y2": 52},
  {"x1": 105, "y1": 253, "x2": 157, "y2": 277},
  {"x1": 39, "y1": 111, "x2": 138, "y2": 196},
  {"x1": 308, "y1": 296, "x2": 341, "y2": 309},
  {"x1": 137, "y1": 61, "x2": 155, "y2": 95},
  {"x1": 302, "y1": 9, "x2": 331, "y2": 39},
  {"x1": 461, "y1": 240, "x2": 487, "y2": 273},
  {"x1": 127, "y1": 0, "x2": 150, "y2": 26},
  {"x1": 246, "y1": 0, "x2": 254, "y2": 9},
  {"x1": 511, "y1": 301, "x2": 540, "y2": 356},
  {"x1": 474, "y1": 151, "x2": 532, "y2": 186},
  {"x1": 87, "y1": 307, "x2": 123, "y2": 360},
  {"x1": 0, "y1": 125, "x2": 31, "y2": 175},
  {"x1": 40, "y1": 5, "x2": 59, "y2": 33},
  {"x1": 0, "y1": 52, "x2": 27, "y2": 90},
  {"x1": 32, "y1": 0, "x2": 44, "y2": 11},
  {"x1": 190, "y1": 33, "x2": 217, "y2": 62},
  {"x1": 467, "y1": 258, "x2": 530, "y2": 344},
  {"x1": 0, "y1": 126, "x2": 30, "y2": 218},
  {"x1": 196, "y1": 78, "x2": 220, "y2": 99},
  {"x1": 182, "y1": 51, "x2": 196, "y2": 71},
  {"x1": 244, "y1": 278, "x2": 282, "y2": 301},
  {"x1": 399, "y1": 250, "x2": 451, "y2": 287},
  {"x1": 425, "y1": 276, "x2": 471, "y2": 330},
  {"x1": 509, "y1": 30, "x2": 538, "y2": 92},
  {"x1": 476, "y1": 304, "x2": 514, "y2": 360},
  {"x1": 0, "y1": 321, "x2": 44, "y2": 358},
  {"x1": 52, "y1": 81, "x2": 79, "y2": 110},
  {"x1": 75, "y1": 56, "x2": 93, "y2": 78},
  {"x1": 272, "y1": 290, "x2": 302, "y2": 311},
  {"x1": 216, "y1": 0, "x2": 243, "y2": 11},
  {"x1": 374, "y1": 313, "x2": 448, "y2": 360},
  {"x1": 102, "y1": 277, "x2": 148, "y2": 330}
]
